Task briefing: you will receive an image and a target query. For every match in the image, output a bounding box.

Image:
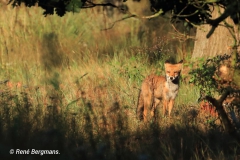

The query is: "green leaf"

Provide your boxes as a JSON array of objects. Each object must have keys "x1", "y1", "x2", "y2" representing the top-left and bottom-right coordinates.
[{"x1": 66, "y1": 0, "x2": 82, "y2": 13}]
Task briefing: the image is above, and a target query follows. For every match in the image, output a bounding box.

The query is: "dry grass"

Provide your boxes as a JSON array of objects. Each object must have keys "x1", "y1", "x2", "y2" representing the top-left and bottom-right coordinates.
[{"x1": 0, "y1": 2, "x2": 239, "y2": 160}]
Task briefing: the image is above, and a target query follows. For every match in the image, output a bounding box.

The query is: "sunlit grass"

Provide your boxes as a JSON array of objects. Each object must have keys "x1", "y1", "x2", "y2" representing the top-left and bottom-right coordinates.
[{"x1": 0, "y1": 2, "x2": 239, "y2": 160}]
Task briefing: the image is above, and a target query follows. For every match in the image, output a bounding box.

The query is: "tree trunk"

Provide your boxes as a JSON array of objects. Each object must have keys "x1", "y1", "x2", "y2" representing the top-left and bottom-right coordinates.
[
  {"x1": 192, "y1": 6, "x2": 240, "y2": 143},
  {"x1": 192, "y1": 6, "x2": 236, "y2": 59}
]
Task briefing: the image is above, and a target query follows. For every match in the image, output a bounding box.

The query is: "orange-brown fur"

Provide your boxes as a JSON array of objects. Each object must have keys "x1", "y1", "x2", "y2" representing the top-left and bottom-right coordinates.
[{"x1": 137, "y1": 61, "x2": 183, "y2": 122}]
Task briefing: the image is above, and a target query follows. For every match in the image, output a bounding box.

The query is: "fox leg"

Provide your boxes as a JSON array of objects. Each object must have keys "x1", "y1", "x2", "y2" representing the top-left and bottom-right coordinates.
[
  {"x1": 163, "y1": 99, "x2": 168, "y2": 117},
  {"x1": 168, "y1": 99, "x2": 175, "y2": 117},
  {"x1": 137, "y1": 92, "x2": 144, "y2": 120},
  {"x1": 151, "y1": 98, "x2": 160, "y2": 120},
  {"x1": 143, "y1": 94, "x2": 152, "y2": 122}
]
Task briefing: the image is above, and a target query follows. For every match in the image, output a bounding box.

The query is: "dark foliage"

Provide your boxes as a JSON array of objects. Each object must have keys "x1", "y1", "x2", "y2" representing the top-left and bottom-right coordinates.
[
  {"x1": 7, "y1": 0, "x2": 240, "y2": 37},
  {"x1": 150, "y1": 0, "x2": 240, "y2": 28},
  {"x1": 7, "y1": 0, "x2": 240, "y2": 24},
  {"x1": 150, "y1": 0, "x2": 211, "y2": 25},
  {"x1": 9, "y1": 0, "x2": 87, "y2": 16}
]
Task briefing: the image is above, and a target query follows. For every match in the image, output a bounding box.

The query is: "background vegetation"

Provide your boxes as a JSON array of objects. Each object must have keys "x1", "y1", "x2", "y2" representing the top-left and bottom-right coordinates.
[{"x1": 0, "y1": 2, "x2": 239, "y2": 160}]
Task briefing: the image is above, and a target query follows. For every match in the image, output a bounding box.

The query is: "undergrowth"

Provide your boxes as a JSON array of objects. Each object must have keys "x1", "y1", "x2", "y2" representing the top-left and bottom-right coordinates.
[{"x1": 0, "y1": 2, "x2": 239, "y2": 160}]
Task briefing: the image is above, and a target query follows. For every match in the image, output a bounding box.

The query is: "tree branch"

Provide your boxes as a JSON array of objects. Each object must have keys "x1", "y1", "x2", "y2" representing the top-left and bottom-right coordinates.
[
  {"x1": 101, "y1": 15, "x2": 136, "y2": 31},
  {"x1": 174, "y1": 10, "x2": 199, "y2": 18},
  {"x1": 206, "y1": 1, "x2": 239, "y2": 38},
  {"x1": 205, "y1": 88, "x2": 240, "y2": 143},
  {"x1": 82, "y1": 1, "x2": 119, "y2": 8},
  {"x1": 170, "y1": 24, "x2": 195, "y2": 42},
  {"x1": 141, "y1": 9, "x2": 164, "y2": 19}
]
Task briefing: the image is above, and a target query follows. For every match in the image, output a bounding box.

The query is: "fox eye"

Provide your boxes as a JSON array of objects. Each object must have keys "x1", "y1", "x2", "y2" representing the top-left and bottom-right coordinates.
[{"x1": 166, "y1": 71, "x2": 170, "y2": 73}]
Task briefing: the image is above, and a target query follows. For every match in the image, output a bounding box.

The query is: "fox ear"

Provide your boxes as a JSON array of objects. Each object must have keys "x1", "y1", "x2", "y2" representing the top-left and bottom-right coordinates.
[
  {"x1": 178, "y1": 60, "x2": 183, "y2": 64},
  {"x1": 178, "y1": 60, "x2": 183, "y2": 70},
  {"x1": 165, "y1": 60, "x2": 171, "y2": 64}
]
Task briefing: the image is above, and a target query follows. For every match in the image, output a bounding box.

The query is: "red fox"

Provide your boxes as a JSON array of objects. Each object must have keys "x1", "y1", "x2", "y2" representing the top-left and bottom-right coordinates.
[{"x1": 137, "y1": 60, "x2": 183, "y2": 122}]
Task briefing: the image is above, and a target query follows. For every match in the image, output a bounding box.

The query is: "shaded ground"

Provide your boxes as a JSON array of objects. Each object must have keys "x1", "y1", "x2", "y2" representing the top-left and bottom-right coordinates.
[{"x1": 0, "y1": 85, "x2": 239, "y2": 160}]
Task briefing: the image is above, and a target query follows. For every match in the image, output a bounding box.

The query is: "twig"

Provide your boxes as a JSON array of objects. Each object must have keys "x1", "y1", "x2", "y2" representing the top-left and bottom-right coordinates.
[
  {"x1": 101, "y1": 15, "x2": 136, "y2": 31},
  {"x1": 79, "y1": 73, "x2": 88, "y2": 80},
  {"x1": 174, "y1": 10, "x2": 199, "y2": 18},
  {"x1": 83, "y1": 1, "x2": 119, "y2": 9},
  {"x1": 141, "y1": 9, "x2": 164, "y2": 19},
  {"x1": 170, "y1": 24, "x2": 195, "y2": 41}
]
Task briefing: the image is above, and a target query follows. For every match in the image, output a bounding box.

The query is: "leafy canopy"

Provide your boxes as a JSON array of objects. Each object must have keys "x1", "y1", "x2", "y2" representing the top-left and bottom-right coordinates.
[
  {"x1": 8, "y1": 0, "x2": 240, "y2": 37},
  {"x1": 9, "y1": 0, "x2": 86, "y2": 16},
  {"x1": 8, "y1": 0, "x2": 239, "y2": 24}
]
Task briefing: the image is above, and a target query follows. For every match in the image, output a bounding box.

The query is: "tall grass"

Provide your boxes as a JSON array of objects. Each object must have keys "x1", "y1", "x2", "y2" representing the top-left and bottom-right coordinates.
[{"x1": 0, "y1": 2, "x2": 239, "y2": 160}]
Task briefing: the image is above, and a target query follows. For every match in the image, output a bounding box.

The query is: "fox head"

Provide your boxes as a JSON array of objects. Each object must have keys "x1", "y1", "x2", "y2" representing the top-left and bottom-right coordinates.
[{"x1": 164, "y1": 60, "x2": 183, "y2": 81}]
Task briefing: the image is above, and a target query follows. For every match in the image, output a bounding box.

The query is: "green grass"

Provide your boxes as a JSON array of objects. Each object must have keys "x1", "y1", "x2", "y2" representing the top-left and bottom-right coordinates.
[{"x1": 0, "y1": 3, "x2": 239, "y2": 160}]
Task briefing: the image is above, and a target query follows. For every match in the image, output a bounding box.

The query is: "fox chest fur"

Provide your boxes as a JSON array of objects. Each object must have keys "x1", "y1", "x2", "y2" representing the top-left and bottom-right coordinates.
[
  {"x1": 142, "y1": 75, "x2": 179, "y2": 101},
  {"x1": 162, "y1": 79, "x2": 179, "y2": 100}
]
